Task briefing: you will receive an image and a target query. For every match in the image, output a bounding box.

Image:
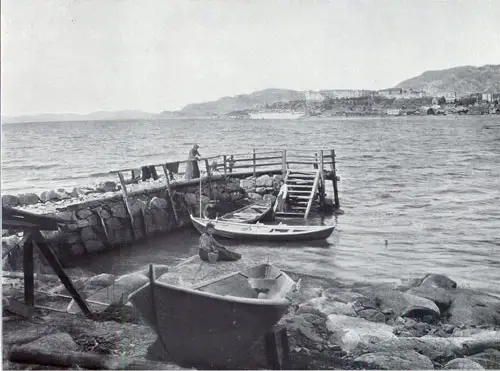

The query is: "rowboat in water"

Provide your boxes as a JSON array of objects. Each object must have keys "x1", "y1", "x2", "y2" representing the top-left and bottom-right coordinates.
[
  {"x1": 213, "y1": 199, "x2": 274, "y2": 223},
  {"x1": 128, "y1": 264, "x2": 298, "y2": 369},
  {"x1": 190, "y1": 215, "x2": 335, "y2": 241}
]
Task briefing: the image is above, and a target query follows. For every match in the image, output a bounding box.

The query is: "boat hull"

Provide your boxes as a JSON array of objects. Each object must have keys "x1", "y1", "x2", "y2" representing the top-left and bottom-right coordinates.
[
  {"x1": 129, "y1": 273, "x2": 291, "y2": 368},
  {"x1": 190, "y1": 215, "x2": 334, "y2": 241},
  {"x1": 215, "y1": 200, "x2": 274, "y2": 224}
]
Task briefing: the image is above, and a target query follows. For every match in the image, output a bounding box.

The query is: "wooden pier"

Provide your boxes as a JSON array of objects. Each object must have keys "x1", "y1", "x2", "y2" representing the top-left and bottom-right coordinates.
[{"x1": 112, "y1": 148, "x2": 340, "y2": 221}]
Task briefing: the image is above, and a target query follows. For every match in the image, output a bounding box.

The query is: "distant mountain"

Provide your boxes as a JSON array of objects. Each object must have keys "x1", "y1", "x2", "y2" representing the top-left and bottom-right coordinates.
[
  {"x1": 180, "y1": 89, "x2": 306, "y2": 115},
  {"x1": 2, "y1": 110, "x2": 157, "y2": 124},
  {"x1": 395, "y1": 64, "x2": 500, "y2": 95}
]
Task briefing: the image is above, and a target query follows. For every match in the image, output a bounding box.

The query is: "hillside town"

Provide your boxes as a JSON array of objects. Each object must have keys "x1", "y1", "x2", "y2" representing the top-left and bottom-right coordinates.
[{"x1": 227, "y1": 88, "x2": 500, "y2": 119}]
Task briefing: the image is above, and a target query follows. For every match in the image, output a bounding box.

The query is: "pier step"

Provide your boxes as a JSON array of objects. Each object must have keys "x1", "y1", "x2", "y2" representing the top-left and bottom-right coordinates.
[{"x1": 274, "y1": 212, "x2": 306, "y2": 218}]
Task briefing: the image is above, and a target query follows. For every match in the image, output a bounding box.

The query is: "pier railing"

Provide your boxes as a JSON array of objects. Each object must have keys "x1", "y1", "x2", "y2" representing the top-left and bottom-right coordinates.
[{"x1": 110, "y1": 149, "x2": 339, "y2": 230}]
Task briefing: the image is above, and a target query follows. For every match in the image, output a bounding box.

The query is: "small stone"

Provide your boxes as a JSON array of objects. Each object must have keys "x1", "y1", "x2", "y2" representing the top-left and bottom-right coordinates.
[
  {"x1": 96, "y1": 181, "x2": 118, "y2": 193},
  {"x1": 2, "y1": 194, "x2": 20, "y2": 207},
  {"x1": 149, "y1": 197, "x2": 168, "y2": 209},
  {"x1": 247, "y1": 192, "x2": 263, "y2": 201},
  {"x1": 76, "y1": 208, "x2": 93, "y2": 219},
  {"x1": 358, "y1": 309, "x2": 386, "y2": 323},
  {"x1": 255, "y1": 187, "x2": 266, "y2": 194},
  {"x1": 81, "y1": 226, "x2": 98, "y2": 241},
  {"x1": 86, "y1": 273, "x2": 115, "y2": 288},
  {"x1": 17, "y1": 193, "x2": 40, "y2": 205},
  {"x1": 444, "y1": 358, "x2": 485, "y2": 370},
  {"x1": 57, "y1": 211, "x2": 74, "y2": 221},
  {"x1": 111, "y1": 204, "x2": 127, "y2": 218},
  {"x1": 99, "y1": 209, "x2": 111, "y2": 219}
]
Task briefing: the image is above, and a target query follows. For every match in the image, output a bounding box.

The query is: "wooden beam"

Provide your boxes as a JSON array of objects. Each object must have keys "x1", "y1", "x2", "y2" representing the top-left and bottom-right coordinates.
[
  {"x1": 252, "y1": 149, "x2": 257, "y2": 178},
  {"x1": 331, "y1": 149, "x2": 340, "y2": 208},
  {"x1": 23, "y1": 234, "x2": 34, "y2": 309},
  {"x1": 31, "y1": 231, "x2": 93, "y2": 318},
  {"x1": 162, "y1": 164, "x2": 179, "y2": 226},
  {"x1": 117, "y1": 172, "x2": 137, "y2": 240},
  {"x1": 282, "y1": 150, "x2": 287, "y2": 176},
  {"x1": 204, "y1": 159, "x2": 214, "y2": 200},
  {"x1": 265, "y1": 325, "x2": 290, "y2": 369},
  {"x1": 223, "y1": 155, "x2": 227, "y2": 175}
]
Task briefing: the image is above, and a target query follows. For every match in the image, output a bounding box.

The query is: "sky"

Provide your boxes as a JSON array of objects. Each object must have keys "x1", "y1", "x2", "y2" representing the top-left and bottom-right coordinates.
[{"x1": 1, "y1": 0, "x2": 500, "y2": 116}]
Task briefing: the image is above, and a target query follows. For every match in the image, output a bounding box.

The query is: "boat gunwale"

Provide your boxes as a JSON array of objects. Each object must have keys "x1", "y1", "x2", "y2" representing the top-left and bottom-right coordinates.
[
  {"x1": 190, "y1": 214, "x2": 334, "y2": 234},
  {"x1": 128, "y1": 270, "x2": 293, "y2": 307},
  {"x1": 219, "y1": 200, "x2": 273, "y2": 222}
]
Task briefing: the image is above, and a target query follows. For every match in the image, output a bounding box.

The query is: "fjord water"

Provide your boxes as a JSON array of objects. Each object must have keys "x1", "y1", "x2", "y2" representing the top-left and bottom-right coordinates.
[{"x1": 2, "y1": 117, "x2": 499, "y2": 294}]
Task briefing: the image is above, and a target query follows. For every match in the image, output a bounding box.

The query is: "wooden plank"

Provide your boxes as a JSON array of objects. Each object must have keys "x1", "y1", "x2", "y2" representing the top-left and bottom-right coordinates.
[
  {"x1": 162, "y1": 164, "x2": 179, "y2": 226},
  {"x1": 23, "y1": 235, "x2": 34, "y2": 308},
  {"x1": 117, "y1": 172, "x2": 137, "y2": 240},
  {"x1": 331, "y1": 149, "x2": 340, "y2": 208},
  {"x1": 281, "y1": 150, "x2": 287, "y2": 176},
  {"x1": 265, "y1": 325, "x2": 290, "y2": 369},
  {"x1": 32, "y1": 231, "x2": 93, "y2": 318},
  {"x1": 223, "y1": 155, "x2": 227, "y2": 175}
]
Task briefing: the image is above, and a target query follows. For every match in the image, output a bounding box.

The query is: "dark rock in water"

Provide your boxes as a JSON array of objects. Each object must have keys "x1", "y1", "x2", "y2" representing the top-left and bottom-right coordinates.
[
  {"x1": 355, "y1": 286, "x2": 441, "y2": 323},
  {"x1": 446, "y1": 289, "x2": 500, "y2": 326},
  {"x1": 420, "y1": 274, "x2": 457, "y2": 290},
  {"x1": 358, "y1": 309, "x2": 386, "y2": 323},
  {"x1": 24, "y1": 332, "x2": 79, "y2": 352},
  {"x1": 96, "y1": 181, "x2": 118, "y2": 193},
  {"x1": 443, "y1": 358, "x2": 485, "y2": 370},
  {"x1": 353, "y1": 350, "x2": 434, "y2": 370},
  {"x1": 2, "y1": 194, "x2": 20, "y2": 207},
  {"x1": 18, "y1": 193, "x2": 40, "y2": 205},
  {"x1": 407, "y1": 285, "x2": 453, "y2": 313},
  {"x1": 467, "y1": 349, "x2": 500, "y2": 369}
]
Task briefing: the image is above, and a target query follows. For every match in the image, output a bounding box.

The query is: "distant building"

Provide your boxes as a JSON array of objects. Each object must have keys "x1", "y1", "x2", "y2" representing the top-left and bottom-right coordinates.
[
  {"x1": 386, "y1": 108, "x2": 401, "y2": 115},
  {"x1": 377, "y1": 88, "x2": 424, "y2": 99},
  {"x1": 305, "y1": 91, "x2": 324, "y2": 102},
  {"x1": 482, "y1": 93, "x2": 493, "y2": 102},
  {"x1": 436, "y1": 92, "x2": 457, "y2": 103},
  {"x1": 321, "y1": 89, "x2": 372, "y2": 99}
]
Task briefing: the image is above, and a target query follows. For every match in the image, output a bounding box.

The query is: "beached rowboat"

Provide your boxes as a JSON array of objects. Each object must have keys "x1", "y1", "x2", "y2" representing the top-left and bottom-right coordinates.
[
  {"x1": 190, "y1": 214, "x2": 335, "y2": 241},
  {"x1": 128, "y1": 264, "x2": 297, "y2": 369}
]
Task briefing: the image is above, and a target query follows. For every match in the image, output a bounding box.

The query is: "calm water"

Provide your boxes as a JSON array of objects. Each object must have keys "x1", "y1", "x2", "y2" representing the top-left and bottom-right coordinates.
[{"x1": 2, "y1": 117, "x2": 500, "y2": 294}]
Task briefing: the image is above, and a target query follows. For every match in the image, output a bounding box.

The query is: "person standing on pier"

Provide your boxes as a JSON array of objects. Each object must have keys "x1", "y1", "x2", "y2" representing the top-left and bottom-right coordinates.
[{"x1": 185, "y1": 144, "x2": 201, "y2": 179}]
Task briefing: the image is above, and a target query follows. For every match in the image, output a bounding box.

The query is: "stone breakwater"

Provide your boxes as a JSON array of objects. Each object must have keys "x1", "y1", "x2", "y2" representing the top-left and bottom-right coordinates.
[
  {"x1": 3, "y1": 263, "x2": 500, "y2": 370},
  {"x1": 2, "y1": 173, "x2": 283, "y2": 271}
]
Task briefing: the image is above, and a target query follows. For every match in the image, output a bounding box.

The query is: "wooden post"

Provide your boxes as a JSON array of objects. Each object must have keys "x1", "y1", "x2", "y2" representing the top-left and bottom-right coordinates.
[
  {"x1": 331, "y1": 149, "x2": 340, "y2": 209},
  {"x1": 223, "y1": 155, "x2": 227, "y2": 176},
  {"x1": 162, "y1": 164, "x2": 179, "y2": 226},
  {"x1": 32, "y1": 231, "x2": 93, "y2": 318},
  {"x1": 319, "y1": 150, "x2": 325, "y2": 208},
  {"x1": 265, "y1": 325, "x2": 290, "y2": 369},
  {"x1": 281, "y1": 150, "x2": 287, "y2": 176},
  {"x1": 252, "y1": 149, "x2": 257, "y2": 178},
  {"x1": 204, "y1": 159, "x2": 214, "y2": 200},
  {"x1": 23, "y1": 234, "x2": 34, "y2": 309},
  {"x1": 117, "y1": 172, "x2": 137, "y2": 240},
  {"x1": 229, "y1": 155, "x2": 234, "y2": 173}
]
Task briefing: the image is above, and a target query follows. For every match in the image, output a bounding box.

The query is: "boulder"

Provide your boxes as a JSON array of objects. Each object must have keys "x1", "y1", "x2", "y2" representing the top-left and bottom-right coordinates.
[
  {"x1": 149, "y1": 197, "x2": 168, "y2": 209},
  {"x1": 446, "y1": 289, "x2": 500, "y2": 326},
  {"x1": 24, "y1": 332, "x2": 79, "y2": 352},
  {"x1": 256, "y1": 174, "x2": 273, "y2": 187},
  {"x1": 420, "y1": 274, "x2": 457, "y2": 290},
  {"x1": 358, "y1": 309, "x2": 386, "y2": 323},
  {"x1": 443, "y1": 358, "x2": 485, "y2": 370},
  {"x1": 354, "y1": 350, "x2": 434, "y2": 370},
  {"x1": 362, "y1": 331, "x2": 500, "y2": 363},
  {"x1": 67, "y1": 271, "x2": 150, "y2": 314},
  {"x1": 240, "y1": 178, "x2": 256, "y2": 191},
  {"x1": 298, "y1": 296, "x2": 357, "y2": 317},
  {"x1": 85, "y1": 273, "x2": 115, "y2": 288},
  {"x1": 255, "y1": 187, "x2": 267, "y2": 195},
  {"x1": 2, "y1": 194, "x2": 20, "y2": 207},
  {"x1": 357, "y1": 286, "x2": 440, "y2": 323},
  {"x1": 247, "y1": 192, "x2": 263, "y2": 201},
  {"x1": 110, "y1": 204, "x2": 127, "y2": 218},
  {"x1": 96, "y1": 181, "x2": 118, "y2": 193},
  {"x1": 326, "y1": 314, "x2": 397, "y2": 354},
  {"x1": 17, "y1": 193, "x2": 40, "y2": 205},
  {"x1": 406, "y1": 285, "x2": 453, "y2": 312},
  {"x1": 467, "y1": 349, "x2": 500, "y2": 369}
]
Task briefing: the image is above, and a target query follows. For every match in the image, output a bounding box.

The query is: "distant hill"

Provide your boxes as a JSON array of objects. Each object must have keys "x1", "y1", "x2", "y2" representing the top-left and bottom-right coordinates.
[
  {"x1": 395, "y1": 64, "x2": 500, "y2": 95},
  {"x1": 180, "y1": 89, "x2": 305, "y2": 115},
  {"x1": 2, "y1": 110, "x2": 158, "y2": 124}
]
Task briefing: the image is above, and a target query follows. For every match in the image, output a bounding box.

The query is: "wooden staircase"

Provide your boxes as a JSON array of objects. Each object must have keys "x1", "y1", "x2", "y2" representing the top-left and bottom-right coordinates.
[{"x1": 275, "y1": 170, "x2": 322, "y2": 219}]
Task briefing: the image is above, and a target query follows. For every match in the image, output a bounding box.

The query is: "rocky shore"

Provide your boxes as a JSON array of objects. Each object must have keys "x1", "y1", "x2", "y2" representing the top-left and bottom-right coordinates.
[{"x1": 3, "y1": 257, "x2": 500, "y2": 370}]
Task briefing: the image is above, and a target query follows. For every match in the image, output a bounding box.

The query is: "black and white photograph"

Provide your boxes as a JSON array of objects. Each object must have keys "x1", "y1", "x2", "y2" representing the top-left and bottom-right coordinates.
[{"x1": 1, "y1": 0, "x2": 500, "y2": 369}]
